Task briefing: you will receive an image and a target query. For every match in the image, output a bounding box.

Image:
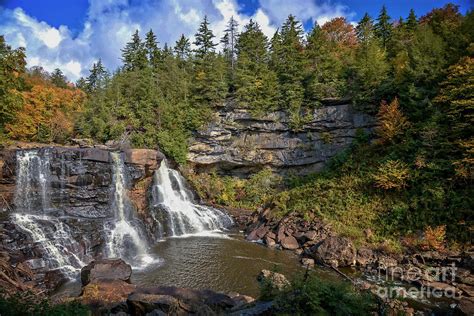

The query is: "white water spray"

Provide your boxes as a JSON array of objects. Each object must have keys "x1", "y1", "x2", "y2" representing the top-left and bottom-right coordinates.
[
  {"x1": 104, "y1": 152, "x2": 154, "y2": 267},
  {"x1": 151, "y1": 160, "x2": 233, "y2": 237}
]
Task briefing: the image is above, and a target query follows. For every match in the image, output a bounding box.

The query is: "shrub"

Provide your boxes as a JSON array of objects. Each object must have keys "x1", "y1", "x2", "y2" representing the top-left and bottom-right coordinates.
[
  {"x1": 0, "y1": 291, "x2": 89, "y2": 316},
  {"x1": 261, "y1": 273, "x2": 374, "y2": 315},
  {"x1": 420, "y1": 225, "x2": 446, "y2": 251},
  {"x1": 375, "y1": 98, "x2": 410, "y2": 144},
  {"x1": 372, "y1": 160, "x2": 410, "y2": 190}
]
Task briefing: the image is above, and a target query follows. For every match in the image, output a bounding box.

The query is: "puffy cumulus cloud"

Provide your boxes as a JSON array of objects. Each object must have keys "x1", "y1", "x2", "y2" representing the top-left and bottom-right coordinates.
[
  {"x1": 0, "y1": 7, "x2": 91, "y2": 81},
  {"x1": 258, "y1": 0, "x2": 354, "y2": 26},
  {"x1": 0, "y1": 0, "x2": 353, "y2": 81}
]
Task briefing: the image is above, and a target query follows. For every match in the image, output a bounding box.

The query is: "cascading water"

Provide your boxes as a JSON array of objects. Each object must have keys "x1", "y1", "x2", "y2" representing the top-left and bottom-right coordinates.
[
  {"x1": 104, "y1": 152, "x2": 153, "y2": 267},
  {"x1": 12, "y1": 149, "x2": 86, "y2": 276},
  {"x1": 151, "y1": 160, "x2": 233, "y2": 237}
]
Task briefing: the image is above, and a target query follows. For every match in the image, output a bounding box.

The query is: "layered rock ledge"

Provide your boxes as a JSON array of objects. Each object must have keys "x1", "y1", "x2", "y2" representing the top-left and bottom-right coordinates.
[{"x1": 188, "y1": 101, "x2": 375, "y2": 176}]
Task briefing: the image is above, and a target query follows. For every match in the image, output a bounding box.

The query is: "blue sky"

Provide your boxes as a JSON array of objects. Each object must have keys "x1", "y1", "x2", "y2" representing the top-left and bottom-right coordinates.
[{"x1": 0, "y1": 0, "x2": 471, "y2": 80}]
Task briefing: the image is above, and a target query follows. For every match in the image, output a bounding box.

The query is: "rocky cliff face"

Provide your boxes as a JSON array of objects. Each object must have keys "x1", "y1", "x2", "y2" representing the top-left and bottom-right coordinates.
[{"x1": 187, "y1": 102, "x2": 375, "y2": 176}]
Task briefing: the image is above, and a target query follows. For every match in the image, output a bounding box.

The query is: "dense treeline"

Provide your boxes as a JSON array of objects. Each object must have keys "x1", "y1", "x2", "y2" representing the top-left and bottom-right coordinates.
[{"x1": 72, "y1": 3, "x2": 473, "y2": 163}]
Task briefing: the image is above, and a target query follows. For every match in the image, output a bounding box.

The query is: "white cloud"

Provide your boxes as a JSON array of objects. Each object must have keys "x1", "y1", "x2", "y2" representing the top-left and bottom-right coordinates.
[{"x1": 0, "y1": 0, "x2": 354, "y2": 81}]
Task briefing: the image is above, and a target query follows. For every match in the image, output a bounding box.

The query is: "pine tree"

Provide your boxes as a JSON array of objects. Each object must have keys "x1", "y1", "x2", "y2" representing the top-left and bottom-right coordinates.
[
  {"x1": 193, "y1": 16, "x2": 217, "y2": 59},
  {"x1": 50, "y1": 68, "x2": 68, "y2": 88},
  {"x1": 352, "y1": 13, "x2": 389, "y2": 107},
  {"x1": 275, "y1": 15, "x2": 306, "y2": 127},
  {"x1": 375, "y1": 5, "x2": 392, "y2": 47},
  {"x1": 406, "y1": 9, "x2": 418, "y2": 32},
  {"x1": 174, "y1": 34, "x2": 191, "y2": 61},
  {"x1": 86, "y1": 59, "x2": 109, "y2": 93},
  {"x1": 235, "y1": 19, "x2": 279, "y2": 114},
  {"x1": 121, "y1": 30, "x2": 148, "y2": 71},
  {"x1": 192, "y1": 16, "x2": 226, "y2": 108},
  {"x1": 356, "y1": 13, "x2": 374, "y2": 42},
  {"x1": 145, "y1": 29, "x2": 161, "y2": 68},
  {"x1": 222, "y1": 16, "x2": 239, "y2": 71}
]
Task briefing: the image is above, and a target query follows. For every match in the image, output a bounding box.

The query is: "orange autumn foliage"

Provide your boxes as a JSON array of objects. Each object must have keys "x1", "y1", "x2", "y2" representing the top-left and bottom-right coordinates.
[
  {"x1": 6, "y1": 78, "x2": 85, "y2": 143},
  {"x1": 375, "y1": 97, "x2": 410, "y2": 144}
]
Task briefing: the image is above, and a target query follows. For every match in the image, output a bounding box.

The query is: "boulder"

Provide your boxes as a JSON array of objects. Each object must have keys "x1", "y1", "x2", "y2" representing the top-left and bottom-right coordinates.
[
  {"x1": 311, "y1": 236, "x2": 356, "y2": 267},
  {"x1": 301, "y1": 257, "x2": 315, "y2": 268},
  {"x1": 44, "y1": 269, "x2": 68, "y2": 291},
  {"x1": 130, "y1": 286, "x2": 235, "y2": 314},
  {"x1": 81, "y1": 259, "x2": 132, "y2": 286},
  {"x1": 304, "y1": 230, "x2": 319, "y2": 241},
  {"x1": 280, "y1": 235, "x2": 299, "y2": 250},
  {"x1": 264, "y1": 235, "x2": 276, "y2": 248},
  {"x1": 127, "y1": 293, "x2": 183, "y2": 315},
  {"x1": 246, "y1": 225, "x2": 269, "y2": 241},
  {"x1": 258, "y1": 269, "x2": 290, "y2": 290},
  {"x1": 81, "y1": 279, "x2": 136, "y2": 309},
  {"x1": 356, "y1": 247, "x2": 376, "y2": 266}
]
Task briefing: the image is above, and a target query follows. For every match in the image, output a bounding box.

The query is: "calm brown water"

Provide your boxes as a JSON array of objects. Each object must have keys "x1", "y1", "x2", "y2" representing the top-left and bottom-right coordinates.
[{"x1": 132, "y1": 231, "x2": 315, "y2": 297}]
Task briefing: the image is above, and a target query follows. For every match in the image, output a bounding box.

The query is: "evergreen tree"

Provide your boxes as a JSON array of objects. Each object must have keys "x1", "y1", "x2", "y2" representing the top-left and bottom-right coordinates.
[
  {"x1": 235, "y1": 20, "x2": 279, "y2": 114},
  {"x1": 352, "y1": 13, "x2": 389, "y2": 108},
  {"x1": 50, "y1": 68, "x2": 68, "y2": 88},
  {"x1": 274, "y1": 15, "x2": 306, "y2": 127},
  {"x1": 86, "y1": 59, "x2": 109, "y2": 93},
  {"x1": 221, "y1": 16, "x2": 239, "y2": 71},
  {"x1": 174, "y1": 34, "x2": 191, "y2": 61},
  {"x1": 406, "y1": 9, "x2": 418, "y2": 32},
  {"x1": 192, "y1": 16, "x2": 226, "y2": 108},
  {"x1": 145, "y1": 29, "x2": 161, "y2": 68},
  {"x1": 193, "y1": 16, "x2": 217, "y2": 59},
  {"x1": 121, "y1": 30, "x2": 148, "y2": 71},
  {"x1": 375, "y1": 5, "x2": 392, "y2": 47},
  {"x1": 356, "y1": 13, "x2": 374, "y2": 42}
]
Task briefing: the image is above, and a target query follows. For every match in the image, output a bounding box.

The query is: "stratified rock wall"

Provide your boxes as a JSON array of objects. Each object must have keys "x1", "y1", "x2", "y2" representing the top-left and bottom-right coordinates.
[{"x1": 188, "y1": 102, "x2": 375, "y2": 176}]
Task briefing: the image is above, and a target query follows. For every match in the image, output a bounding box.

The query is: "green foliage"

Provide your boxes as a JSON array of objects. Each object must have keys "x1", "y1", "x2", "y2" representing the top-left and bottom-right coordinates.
[
  {"x1": 261, "y1": 273, "x2": 374, "y2": 315},
  {"x1": 235, "y1": 20, "x2": 279, "y2": 115},
  {"x1": 0, "y1": 291, "x2": 89, "y2": 316},
  {"x1": 0, "y1": 35, "x2": 26, "y2": 135}
]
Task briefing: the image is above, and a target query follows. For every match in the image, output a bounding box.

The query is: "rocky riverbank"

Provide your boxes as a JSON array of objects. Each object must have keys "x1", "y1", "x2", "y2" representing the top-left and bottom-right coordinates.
[{"x1": 242, "y1": 209, "x2": 474, "y2": 315}]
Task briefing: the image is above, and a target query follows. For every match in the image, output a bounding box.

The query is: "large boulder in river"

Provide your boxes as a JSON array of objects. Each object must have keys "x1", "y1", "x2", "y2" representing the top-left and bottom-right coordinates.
[
  {"x1": 258, "y1": 269, "x2": 290, "y2": 290},
  {"x1": 81, "y1": 259, "x2": 132, "y2": 286},
  {"x1": 280, "y1": 235, "x2": 299, "y2": 250},
  {"x1": 310, "y1": 236, "x2": 356, "y2": 267}
]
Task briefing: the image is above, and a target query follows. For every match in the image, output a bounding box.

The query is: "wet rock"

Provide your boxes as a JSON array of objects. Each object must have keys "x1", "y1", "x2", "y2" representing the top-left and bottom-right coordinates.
[
  {"x1": 264, "y1": 235, "x2": 276, "y2": 247},
  {"x1": 127, "y1": 293, "x2": 182, "y2": 315},
  {"x1": 311, "y1": 236, "x2": 356, "y2": 267},
  {"x1": 227, "y1": 292, "x2": 255, "y2": 307},
  {"x1": 131, "y1": 286, "x2": 235, "y2": 314},
  {"x1": 246, "y1": 225, "x2": 268, "y2": 241},
  {"x1": 258, "y1": 269, "x2": 290, "y2": 290},
  {"x1": 44, "y1": 269, "x2": 68, "y2": 291},
  {"x1": 280, "y1": 235, "x2": 299, "y2": 250},
  {"x1": 81, "y1": 259, "x2": 132, "y2": 286},
  {"x1": 24, "y1": 258, "x2": 46, "y2": 270}
]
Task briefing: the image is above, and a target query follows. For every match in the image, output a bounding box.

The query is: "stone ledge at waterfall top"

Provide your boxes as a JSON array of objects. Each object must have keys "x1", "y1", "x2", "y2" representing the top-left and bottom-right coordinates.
[{"x1": 187, "y1": 101, "x2": 375, "y2": 176}]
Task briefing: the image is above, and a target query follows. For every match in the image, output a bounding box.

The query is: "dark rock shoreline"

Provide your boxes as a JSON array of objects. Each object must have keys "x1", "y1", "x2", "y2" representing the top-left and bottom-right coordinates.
[{"x1": 241, "y1": 209, "x2": 474, "y2": 315}]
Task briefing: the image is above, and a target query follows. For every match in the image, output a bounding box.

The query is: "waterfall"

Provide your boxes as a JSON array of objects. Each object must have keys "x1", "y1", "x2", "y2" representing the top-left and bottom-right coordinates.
[
  {"x1": 151, "y1": 160, "x2": 233, "y2": 237},
  {"x1": 104, "y1": 152, "x2": 153, "y2": 267},
  {"x1": 12, "y1": 149, "x2": 85, "y2": 277}
]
